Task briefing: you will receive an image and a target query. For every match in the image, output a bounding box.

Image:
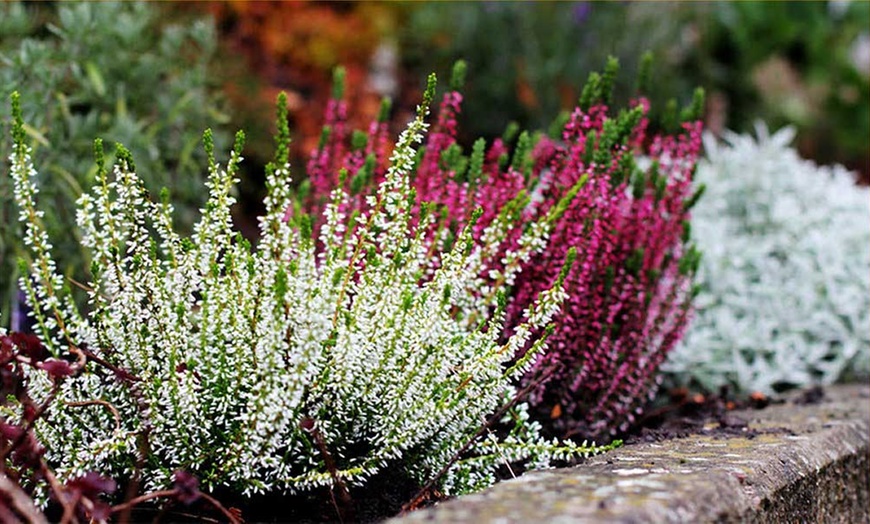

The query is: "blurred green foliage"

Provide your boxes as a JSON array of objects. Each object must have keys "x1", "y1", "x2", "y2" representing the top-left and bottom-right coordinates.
[
  {"x1": 0, "y1": 1, "x2": 230, "y2": 326},
  {"x1": 401, "y1": 2, "x2": 695, "y2": 143},
  {"x1": 401, "y1": 1, "x2": 869, "y2": 175},
  {"x1": 686, "y1": 1, "x2": 870, "y2": 173}
]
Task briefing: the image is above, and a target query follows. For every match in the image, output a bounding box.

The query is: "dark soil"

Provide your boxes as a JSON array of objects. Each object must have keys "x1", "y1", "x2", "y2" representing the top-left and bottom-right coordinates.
[
  {"x1": 619, "y1": 385, "x2": 820, "y2": 445},
  {"x1": 121, "y1": 468, "x2": 424, "y2": 524}
]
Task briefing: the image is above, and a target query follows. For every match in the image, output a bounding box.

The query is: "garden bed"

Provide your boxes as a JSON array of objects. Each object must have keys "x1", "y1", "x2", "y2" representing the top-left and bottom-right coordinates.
[{"x1": 391, "y1": 383, "x2": 870, "y2": 523}]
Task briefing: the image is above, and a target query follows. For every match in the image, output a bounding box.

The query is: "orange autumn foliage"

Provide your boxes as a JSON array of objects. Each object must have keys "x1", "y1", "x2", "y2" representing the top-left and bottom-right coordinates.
[{"x1": 190, "y1": 1, "x2": 402, "y2": 163}]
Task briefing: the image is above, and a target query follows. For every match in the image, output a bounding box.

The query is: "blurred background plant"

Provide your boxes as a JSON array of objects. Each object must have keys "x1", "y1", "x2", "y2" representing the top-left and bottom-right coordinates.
[
  {"x1": 400, "y1": 2, "x2": 696, "y2": 144},
  {"x1": 0, "y1": 1, "x2": 232, "y2": 328},
  {"x1": 399, "y1": 1, "x2": 869, "y2": 179},
  {"x1": 172, "y1": 1, "x2": 402, "y2": 171},
  {"x1": 682, "y1": 0, "x2": 870, "y2": 180}
]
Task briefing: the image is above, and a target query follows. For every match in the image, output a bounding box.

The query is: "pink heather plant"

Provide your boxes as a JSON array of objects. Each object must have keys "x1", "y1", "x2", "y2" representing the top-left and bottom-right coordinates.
[
  {"x1": 514, "y1": 106, "x2": 704, "y2": 439},
  {"x1": 300, "y1": 60, "x2": 704, "y2": 440}
]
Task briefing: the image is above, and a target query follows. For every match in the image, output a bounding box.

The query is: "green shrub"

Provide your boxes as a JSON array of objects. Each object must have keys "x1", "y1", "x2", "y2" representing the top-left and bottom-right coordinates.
[
  {"x1": 0, "y1": 1, "x2": 230, "y2": 327},
  {"x1": 400, "y1": 2, "x2": 691, "y2": 142}
]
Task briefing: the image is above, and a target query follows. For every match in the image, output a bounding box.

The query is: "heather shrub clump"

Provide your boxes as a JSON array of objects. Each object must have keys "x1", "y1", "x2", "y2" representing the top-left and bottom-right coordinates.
[
  {"x1": 7, "y1": 78, "x2": 612, "y2": 508},
  {"x1": 667, "y1": 124, "x2": 870, "y2": 394},
  {"x1": 303, "y1": 60, "x2": 705, "y2": 439}
]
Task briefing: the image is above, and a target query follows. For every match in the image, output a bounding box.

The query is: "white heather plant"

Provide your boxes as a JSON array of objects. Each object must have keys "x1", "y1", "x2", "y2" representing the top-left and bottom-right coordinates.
[
  {"x1": 8, "y1": 82, "x2": 612, "y2": 502},
  {"x1": 667, "y1": 123, "x2": 870, "y2": 394}
]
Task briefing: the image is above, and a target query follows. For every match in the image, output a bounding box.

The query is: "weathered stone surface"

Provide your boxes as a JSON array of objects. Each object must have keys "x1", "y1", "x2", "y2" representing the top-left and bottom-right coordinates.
[{"x1": 391, "y1": 384, "x2": 870, "y2": 523}]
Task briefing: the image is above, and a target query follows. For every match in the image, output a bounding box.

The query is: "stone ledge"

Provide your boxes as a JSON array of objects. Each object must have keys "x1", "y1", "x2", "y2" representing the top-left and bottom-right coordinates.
[{"x1": 391, "y1": 383, "x2": 870, "y2": 524}]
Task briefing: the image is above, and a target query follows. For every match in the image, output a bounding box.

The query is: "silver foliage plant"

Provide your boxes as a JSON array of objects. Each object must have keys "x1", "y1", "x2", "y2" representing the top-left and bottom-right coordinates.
[
  {"x1": 667, "y1": 123, "x2": 870, "y2": 394},
  {"x1": 7, "y1": 81, "x2": 611, "y2": 499}
]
